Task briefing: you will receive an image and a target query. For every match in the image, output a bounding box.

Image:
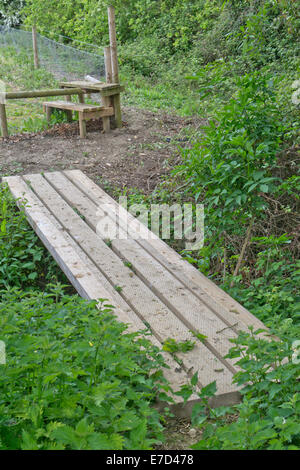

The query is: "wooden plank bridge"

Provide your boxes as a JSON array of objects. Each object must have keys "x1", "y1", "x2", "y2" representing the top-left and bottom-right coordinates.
[{"x1": 3, "y1": 171, "x2": 266, "y2": 416}]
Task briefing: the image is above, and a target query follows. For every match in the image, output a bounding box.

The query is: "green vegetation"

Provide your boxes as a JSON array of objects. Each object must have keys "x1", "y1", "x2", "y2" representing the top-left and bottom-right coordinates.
[
  {"x1": 0, "y1": 287, "x2": 168, "y2": 450},
  {"x1": 0, "y1": 184, "x2": 68, "y2": 292},
  {"x1": 0, "y1": 0, "x2": 299, "y2": 450},
  {"x1": 162, "y1": 338, "x2": 195, "y2": 354},
  {"x1": 0, "y1": 190, "x2": 171, "y2": 450},
  {"x1": 0, "y1": 46, "x2": 68, "y2": 135},
  {"x1": 189, "y1": 324, "x2": 300, "y2": 450},
  {"x1": 0, "y1": 1, "x2": 25, "y2": 26}
]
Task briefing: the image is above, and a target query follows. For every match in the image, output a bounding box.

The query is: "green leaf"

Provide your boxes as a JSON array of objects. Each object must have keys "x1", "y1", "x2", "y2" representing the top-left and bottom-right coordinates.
[
  {"x1": 21, "y1": 430, "x2": 39, "y2": 450},
  {"x1": 191, "y1": 372, "x2": 198, "y2": 387},
  {"x1": 199, "y1": 381, "x2": 217, "y2": 398},
  {"x1": 88, "y1": 433, "x2": 116, "y2": 450},
  {"x1": 260, "y1": 184, "x2": 269, "y2": 193},
  {"x1": 50, "y1": 425, "x2": 77, "y2": 446}
]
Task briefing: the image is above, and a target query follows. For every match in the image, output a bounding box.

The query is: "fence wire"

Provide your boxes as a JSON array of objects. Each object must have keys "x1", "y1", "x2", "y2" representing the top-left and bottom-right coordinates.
[{"x1": 0, "y1": 26, "x2": 106, "y2": 82}]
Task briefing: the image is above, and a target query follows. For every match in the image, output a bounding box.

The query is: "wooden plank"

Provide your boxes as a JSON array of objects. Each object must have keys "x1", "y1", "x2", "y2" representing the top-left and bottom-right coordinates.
[
  {"x1": 43, "y1": 101, "x2": 105, "y2": 113},
  {"x1": 81, "y1": 108, "x2": 114, "y2": 120},
  {"x1": 48, "y1": 172, "x2": 242, "y2": 372},
  {"x1": 100, "y1": 86, "x2": 125, "y2": 97},
  {"x1": 0, "y1": 103, "x2": 9, "y2": 138},
  {"x1": 3, "y1": 176, "x2": 197, "y2": 406},
  {"x1": 5, "y1": 89, "x2": 84, "y2": 100},
  {"x1": 2, "y1": 176, "x2": 130, "y2": 320},
  {"x1": 60, "y1": 81, "x2": 122, "y2": 91},
  {"x1": 64, "y1": 169, "x2": 261, "y2": 335},
  {"x1": 43, "y1": 173, "x2": 243, "y2": 371},
  {"x1": 24, "y1": 172, "x2": 239, "y2": 398},
  {"x1": 2, "y1": 176, "x2": 194, "y2": 404},
  {"x1": 66, "y1": 170, "x2": 265, "y2": 332}
]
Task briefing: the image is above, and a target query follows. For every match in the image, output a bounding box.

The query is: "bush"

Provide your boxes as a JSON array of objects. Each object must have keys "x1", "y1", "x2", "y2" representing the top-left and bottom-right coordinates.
[
  {"x1": 0, "y1": 183, "x2": 68, "y2": 294},
  {"x1": 175, "y1": 71, "x2": 287, "y2": 229},
  {"x1": 0, "y1": 0, "x2": 25, "y2": 26},
  {"x1": 190, "y1": 324, "x2": 300, "y2": 450}
]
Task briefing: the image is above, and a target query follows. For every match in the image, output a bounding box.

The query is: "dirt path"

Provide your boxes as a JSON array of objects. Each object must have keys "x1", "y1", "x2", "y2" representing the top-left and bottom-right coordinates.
[{"x1": 0, "y1": 106, "x2": 202, "y2": 193}]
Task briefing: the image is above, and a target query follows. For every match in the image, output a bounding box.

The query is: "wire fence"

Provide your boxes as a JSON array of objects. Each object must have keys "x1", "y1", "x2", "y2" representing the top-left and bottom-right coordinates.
[{"x1": 0, "y1": 26, "x2": 106, "y2": 82}]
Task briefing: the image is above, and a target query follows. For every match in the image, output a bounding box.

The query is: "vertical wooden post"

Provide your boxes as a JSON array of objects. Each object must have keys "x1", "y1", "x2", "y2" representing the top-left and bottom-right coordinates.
[
  {"x1": 113, "y1": 94, "x2": 122, "y2": 128},
  {"x1": 103, "y1": 46, "x2": 112, "y2": 132},
  {"x1": 0, "y1": 103, "x2": 9, "y2": 138},
  {"x1": 79, "y1": 113, "x2": 87, "y2": 139},
  {"x1": 32, "y1": 25, "x2": 40, "y2": 69},
  {"x1": 65, "y1": 95, "x2": 73, "y2": 122},
  {"x1": 104, "y1": 46, "x2": 112, "y2": 84},
  {"x1": 46, "y1": 106, "x2": 52, "y2": 124},
  {"x1": 78, "y1": 93, "x2": 85, "y2": 104},
  {"x1": 108, "y1": 5, "x2": 119, "y2": 84},
  {"x1": 108, "y1": 5, "x2": 122, "y2": 128}
]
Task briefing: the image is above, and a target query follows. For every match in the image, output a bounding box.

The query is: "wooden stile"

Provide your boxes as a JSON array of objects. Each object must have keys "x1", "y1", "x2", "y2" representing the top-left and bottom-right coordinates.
[{"x1": 32, "y1": 25, "x2": 40, "y2": 69}]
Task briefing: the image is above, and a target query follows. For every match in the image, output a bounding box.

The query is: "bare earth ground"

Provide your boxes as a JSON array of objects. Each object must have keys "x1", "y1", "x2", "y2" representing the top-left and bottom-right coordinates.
[
  {"x1": 0, "y1": 106, "x2": 202, "y2": 193},
  {"x1": 0, "y1": 106, "x2": 207, "y2": 449}
]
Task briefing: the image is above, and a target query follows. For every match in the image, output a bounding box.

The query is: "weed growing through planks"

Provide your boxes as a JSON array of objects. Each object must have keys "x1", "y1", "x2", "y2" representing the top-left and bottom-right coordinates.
[
  {"x1": 191, "y1": 331, "x2": 208, "y2": 344},
  {"x1": 114, "y1": 285, "x2": 123, "y2": 293},
  {"x1": 162, "y1": 338, "x2": 195, "y2": 354}
]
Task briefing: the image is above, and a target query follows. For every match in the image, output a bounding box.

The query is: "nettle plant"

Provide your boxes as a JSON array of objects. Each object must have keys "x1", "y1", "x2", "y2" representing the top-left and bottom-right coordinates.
[
  {"x1": 185, "y1": 324, "x2": 300, "y2": 450},
  {"x1": 0, "y1": 287, "x2": 169, "y2": 450},
  {"x1": 226, "y1": 234, "x2": 300, "y2": 325},
  {"x1": 0, "y1": 184, "x2": 66, "y2": 293},
  {"x1": 176, "y1": 71, "x2": 287, "y2": 232}
]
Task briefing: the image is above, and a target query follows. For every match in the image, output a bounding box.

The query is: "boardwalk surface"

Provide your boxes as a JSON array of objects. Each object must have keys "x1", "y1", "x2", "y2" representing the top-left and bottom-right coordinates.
[{"x1": 3, "y1": 170, "x2": 266, "y2": 416}]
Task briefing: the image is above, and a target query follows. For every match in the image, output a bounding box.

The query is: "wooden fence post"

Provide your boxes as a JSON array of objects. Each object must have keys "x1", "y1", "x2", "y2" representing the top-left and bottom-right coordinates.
[
  {"x1": 107, "y1": 5, "x2": 119, "y2": 84},
  {"x1": 107, "y1": 5, "x2": 122, "y2": 128},
  {"x1": 0, "y1": 103, "x2": 9, "y2": 138},
  {"x1": 32, "y1": 25, "x2": 40, "y2": 69}
]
